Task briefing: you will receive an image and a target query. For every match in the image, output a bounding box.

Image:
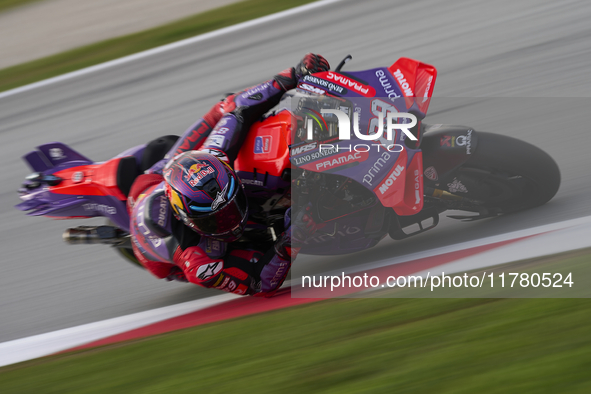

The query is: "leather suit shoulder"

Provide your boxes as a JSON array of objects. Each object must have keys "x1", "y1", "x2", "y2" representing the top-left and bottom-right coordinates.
[{"x1": 130, "y1": 181, "x2": 174, "y2": 262}]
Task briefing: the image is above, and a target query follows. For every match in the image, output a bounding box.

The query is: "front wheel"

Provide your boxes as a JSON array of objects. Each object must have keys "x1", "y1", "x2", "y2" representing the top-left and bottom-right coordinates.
[{"x1": 446, "y1": 132, "x2": 560, "y2": 213}]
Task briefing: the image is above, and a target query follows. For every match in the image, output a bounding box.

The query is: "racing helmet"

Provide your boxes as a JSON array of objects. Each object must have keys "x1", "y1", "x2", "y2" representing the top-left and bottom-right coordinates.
[{"x1": 163, "y1": 151, "x2": 248, "y2": 242}]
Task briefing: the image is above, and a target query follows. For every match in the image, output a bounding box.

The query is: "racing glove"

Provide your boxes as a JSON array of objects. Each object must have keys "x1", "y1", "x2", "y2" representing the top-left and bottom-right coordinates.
[
  {"x1": 291, "y1": 204, "x2": 321, "y2": 246},
  {"x1": 274, "y1": 53, "x2": 330, "y2": 91},
  {"x1": 173, "y1": 245, "x2": 258, "y2": 295}
]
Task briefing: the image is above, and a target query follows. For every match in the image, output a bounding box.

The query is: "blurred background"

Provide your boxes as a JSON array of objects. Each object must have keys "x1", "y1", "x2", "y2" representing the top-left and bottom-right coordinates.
[{"x1": 1, "y1": 0, "x2": 590, "y2": 391}]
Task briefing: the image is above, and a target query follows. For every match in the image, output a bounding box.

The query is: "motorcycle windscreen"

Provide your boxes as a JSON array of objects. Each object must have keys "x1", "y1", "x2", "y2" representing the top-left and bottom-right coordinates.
[{"x1": 288, "y1": 93, "x2": 424, "y2": 215}]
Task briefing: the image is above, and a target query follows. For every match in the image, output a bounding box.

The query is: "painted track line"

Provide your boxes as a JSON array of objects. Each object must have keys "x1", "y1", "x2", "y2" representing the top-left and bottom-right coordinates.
[
  {"x1": 0, "y1": 294, "x2": 238, "y2": 368},
  {"x1": 0, "y1": 0, "x2": 344, "y2": 101}
]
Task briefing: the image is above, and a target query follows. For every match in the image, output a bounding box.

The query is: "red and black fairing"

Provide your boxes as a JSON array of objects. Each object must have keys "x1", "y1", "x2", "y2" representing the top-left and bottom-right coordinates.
[
  {"x1": 233, "y1": 109, "x2": 293, "y2": 236},
  {"x1": 15, "y1": 142, "x2": 141, "y2": 230}
]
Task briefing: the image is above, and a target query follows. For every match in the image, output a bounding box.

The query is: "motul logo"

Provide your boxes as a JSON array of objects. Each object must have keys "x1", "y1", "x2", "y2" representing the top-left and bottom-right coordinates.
[
  {"x1": 379, "y1": 165, "x2": 405, "y2": 194},
  {"x1": 393, "y1": 69, "x2": 414, "y2": 97}
]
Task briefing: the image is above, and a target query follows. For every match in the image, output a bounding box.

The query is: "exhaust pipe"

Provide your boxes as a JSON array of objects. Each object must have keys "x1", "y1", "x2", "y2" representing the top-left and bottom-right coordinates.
[{"x1": 63, "y1": 226, "x2": 129, "y2": 245}]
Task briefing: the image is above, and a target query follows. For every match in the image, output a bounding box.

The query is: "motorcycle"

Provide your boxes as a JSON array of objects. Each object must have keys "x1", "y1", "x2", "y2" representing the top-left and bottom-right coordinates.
[{"x1": 16, "y1": 55, "x2": 561, "y2": 265}]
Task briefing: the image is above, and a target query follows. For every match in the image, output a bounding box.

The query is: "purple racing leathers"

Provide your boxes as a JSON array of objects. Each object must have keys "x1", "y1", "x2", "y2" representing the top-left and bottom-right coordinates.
[{"x1": 131, "y1": 55, "x2": 330, "y2": 296}]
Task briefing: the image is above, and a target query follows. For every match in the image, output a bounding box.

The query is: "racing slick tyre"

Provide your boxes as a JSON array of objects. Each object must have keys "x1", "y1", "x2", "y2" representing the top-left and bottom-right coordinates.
[{"x1": 450, "y1": 132, "x2": 560, "y2": 213}]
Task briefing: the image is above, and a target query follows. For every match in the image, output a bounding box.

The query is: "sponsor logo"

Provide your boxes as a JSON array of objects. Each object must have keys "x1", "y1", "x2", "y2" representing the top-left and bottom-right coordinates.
[
  {"x1": 440, "y1": 136, "x2": 452, "y2": 147},
  {"x1": 205, "y1": 239, "x2": 221, "y2": 254},
  {"x1": 378, "y1": 164, "x2": 405, "y2": 194},
  {"x1": 72, "y1": 171, "x2": 84, "y2": 183},
  {"x1": 316, "y1": 151, "x2": 363, "y2": 171},
  {"x1": 254, "y1": 135, "x2": 272, "y2": 154},
  {"x1": 362, "y1": 151, "x2": 392, "y2": 186},
  {"x1": 439, "y1": 130, "x2": 473, "y2": 154},
  {"x1": 298, "y1": 83, "x2": 326, "y2": 95},
  {"x1": 174, "y1": 122, "x2": 210, "y2": 157},
  {"x1": 325, "y1": 71, "x2": 375, "y2": 96},
  {"x1": 186, "y1": 164, "x2": 214, "y2": 187},
  {"x1": 226, "y1": 280, "x2": 237, "y2": 292},
  {"x1": 422, "y1": 75, "x2": 433, "y2": 103},
  {"x1": 234, "y1": 284, "x2": 248, "y2": 295},
  {"x1": 186, "y1": 163, "x2": 206, "y2": 179},
  {"x1": 305, "y1": 226, "x2": 361, "y2": 244},
  {"x1": 241, "y1": 178, "x2": 264, "y2": 186},
  {"x1": 414, "y1": 169, "x2": 421, "y2": 204},
  {"x1": 302, "y1": 75, "x2": 346, "y2": 94},
  {"x1": 447, "y1": 178, "x2": 468, "y2": 193},
  {"x1": 196, "y1": 261, "x2": 223, "y2": 281},
  {"x1": 213, "y1": 127, "x2": 229, "y2": 135},
  {"x1": 462, "y1": 130, "x2": 473, "y2": 154},
  {"x1": 291, "y1": 142, "x2": 317, "y2": 156},
  {"x1": 48, "y1": 148, "x2": 65, "y2": 160},
  {"x1": 211, "y1": 182, "x2": 229, "y2": 211},
  {"x1": 392, "y1": 69, "x2": 414, "y2": 96},
  {"x1": 157, "y1": 195, "x2": 168, "y2": 226},
  {"x1": 219, "y1": 276, "x2": 230, "y2": 288},
  {"x1": 375, "y1": 70, "x2": 401, "y2": 101},
  {"x1": 208, "y1": 135, "x2": 225, "y2": 148},
  {"x1": 82, "y1": 203, "x2": 117, "y2": 215},
  {"x1": 240, "y1": 82, "x2": 271, "y2": 99},
  {"x1": 292, "y1": 144, "x2": 339, "y2": 166},
  {"x1": 424, "y1": 166, "x2": 438, "y2": 181},
  {"x1": 270, "y1": 260, "x2": 289, "y2": 288},
  {"x1": 201, "y1": 148, "x2": 229, "y2": 162},
  {"x1": 248, "y1": 93, "x2": 263, "y2": 101},
  {"x1": 135, "y1": 199, "x2": 163, "y2": 248}
]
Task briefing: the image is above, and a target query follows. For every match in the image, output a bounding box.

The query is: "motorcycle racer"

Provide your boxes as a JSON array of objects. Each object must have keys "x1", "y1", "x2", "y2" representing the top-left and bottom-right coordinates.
[{"x1": 128, "y1": 54, "x2": 329, "y2": 296}]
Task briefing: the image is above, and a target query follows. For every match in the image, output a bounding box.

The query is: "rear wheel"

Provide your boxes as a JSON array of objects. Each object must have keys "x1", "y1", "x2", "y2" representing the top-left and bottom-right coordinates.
[{"x1": 447, "y1": 132, "x2": 560, "y2": 213}]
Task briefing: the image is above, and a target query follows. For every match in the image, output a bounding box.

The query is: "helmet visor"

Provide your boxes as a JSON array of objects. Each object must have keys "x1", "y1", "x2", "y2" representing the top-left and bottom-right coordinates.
[{"x1": 183, "y1": 185, "x2": 248, "y2": 240}]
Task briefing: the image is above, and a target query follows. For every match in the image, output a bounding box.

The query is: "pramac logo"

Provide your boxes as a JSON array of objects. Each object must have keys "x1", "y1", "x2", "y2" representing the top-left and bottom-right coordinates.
[{"x1": 314, "y1": 72, "x2": 376, "y2": 97}]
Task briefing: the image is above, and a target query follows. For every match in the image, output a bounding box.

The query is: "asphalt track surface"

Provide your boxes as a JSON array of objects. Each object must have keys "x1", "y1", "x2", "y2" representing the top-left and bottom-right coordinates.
[{"x1": 1, "y1": 0, "x2": 591, "y2": 343}]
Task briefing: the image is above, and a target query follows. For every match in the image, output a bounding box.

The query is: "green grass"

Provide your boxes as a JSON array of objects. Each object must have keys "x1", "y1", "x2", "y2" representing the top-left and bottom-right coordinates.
[
  {"x1": 0, "y1": 0, "x2": 42, "y2": 13},
  {"x1": 1, "y1": 252, "x2": 590, "y2": 393},
  {"x1": 0, "y1": 0, "x2": 318, "y2": 93}
]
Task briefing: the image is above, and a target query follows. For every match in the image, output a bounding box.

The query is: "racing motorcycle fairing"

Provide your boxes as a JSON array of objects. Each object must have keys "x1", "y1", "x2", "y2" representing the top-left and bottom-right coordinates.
[
  {"x1": 23, "y1": 142, "x2": 92, "y2": 172},
  {"x1": 234, "y1": 109, "x2": 292, "y2": 178},
  {"x1": 286, "y1": 95, "x2": 425, "y2": 216},
  {"x1": 421, "y1": 124, "x2": 479, "y2": 188},
  {"x1": 300, "y1": 206, "x2": 385, "y2": 255},
  {"x1": 16, "y1": 142, "x2": 144, "y2": 230},
  {"x1": 287, "y1": 57, "x2": 437, "y2": 217},
  {"x1": 234, "y1": 109, "x2": 293, "y2": 220},
  {"x1": 300, "y1": 57, "x2": 437, "y2": 115},
  {"x1": 387, "y1": 57, "x2": 437, "y2": 117}
]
